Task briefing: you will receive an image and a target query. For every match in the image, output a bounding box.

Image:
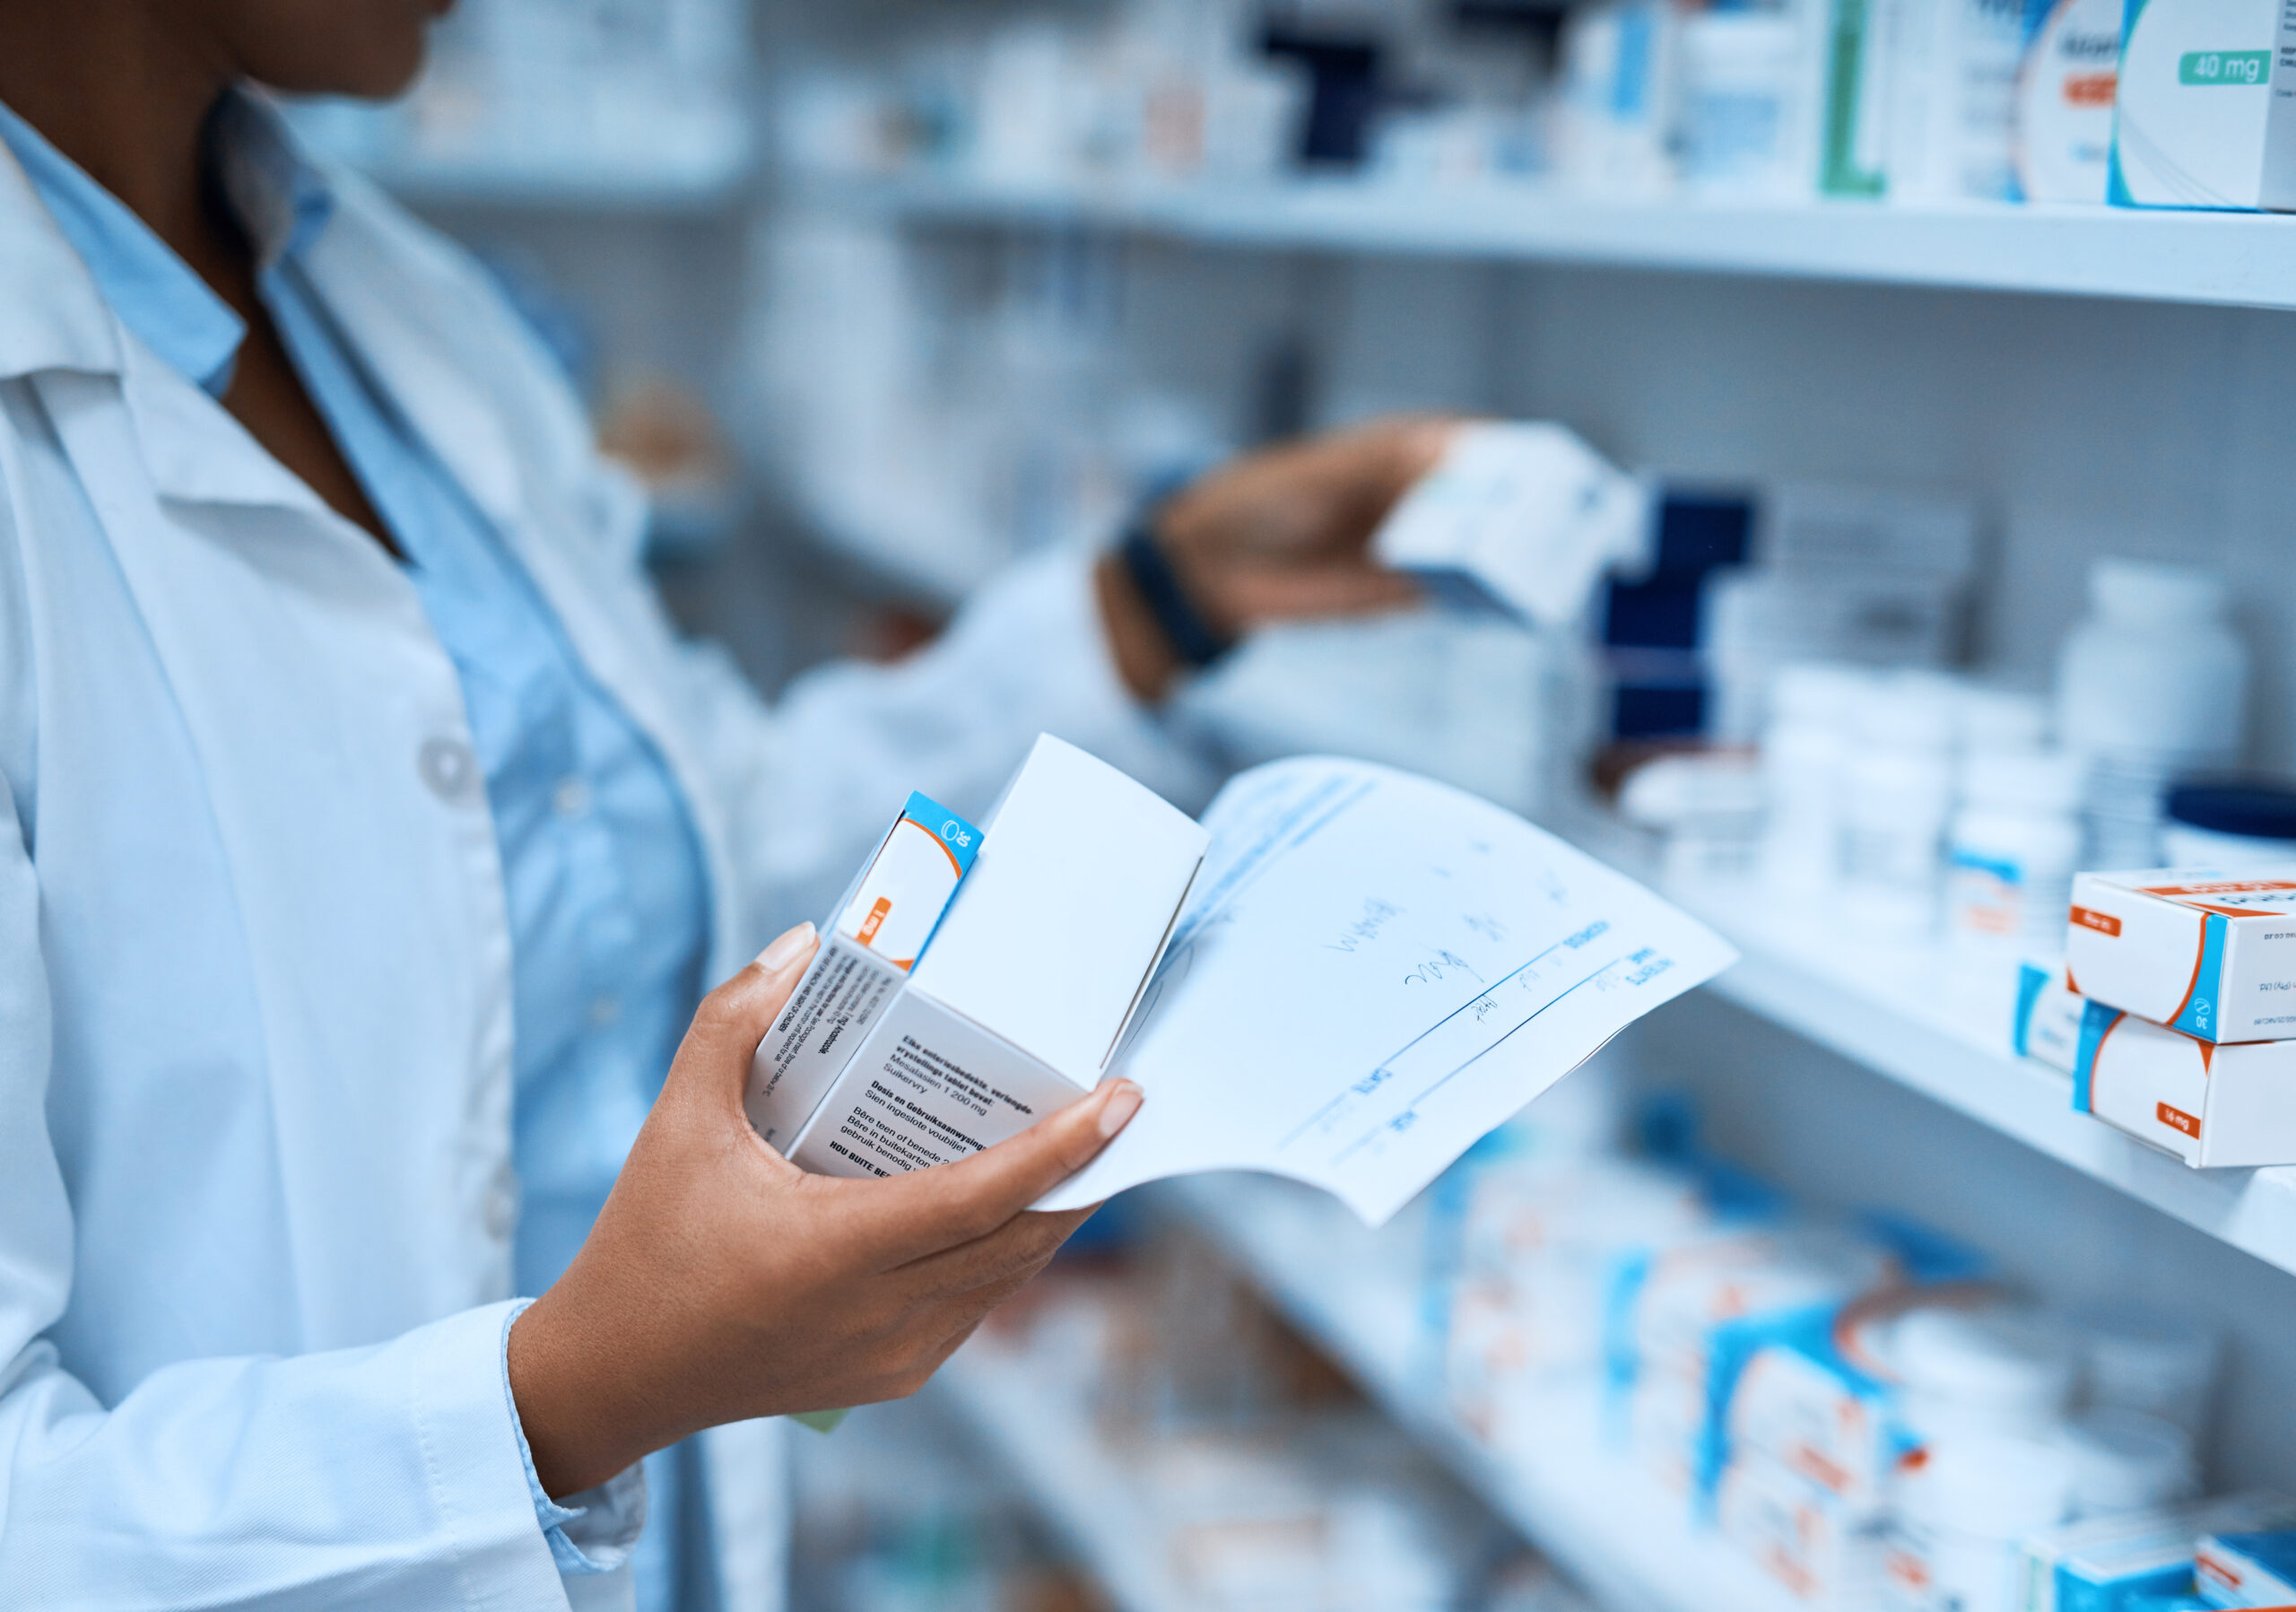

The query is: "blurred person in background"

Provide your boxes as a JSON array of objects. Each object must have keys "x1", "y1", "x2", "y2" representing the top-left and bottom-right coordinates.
[{"x1": 0, "y1": 3, "x2": 1450, "y2": 1609}]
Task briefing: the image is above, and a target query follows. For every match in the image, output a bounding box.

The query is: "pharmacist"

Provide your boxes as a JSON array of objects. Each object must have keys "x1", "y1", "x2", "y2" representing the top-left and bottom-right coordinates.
[{"x1": 0, "y1": 5, "x2": 1447, "y2": 1611}]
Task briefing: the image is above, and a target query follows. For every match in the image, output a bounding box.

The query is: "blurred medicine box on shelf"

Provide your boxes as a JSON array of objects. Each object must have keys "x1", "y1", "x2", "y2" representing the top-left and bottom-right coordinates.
[
  {"x1": 2065, "y1": 869, "x2": 2296, "y2": 1043},
  {"x1": 2196, "y1": 1527, "x2": 2296, "y2": 1608},
  {"x1": 2017, "y1": 961, "x2": 2087, "y2": 1075},
  {"x1": 2110, "y1": 0, "x2": 2296, "y2": 211},
  {"x1": 2073, "y1": 1001, "x2": 2296, "y2": 1169}
]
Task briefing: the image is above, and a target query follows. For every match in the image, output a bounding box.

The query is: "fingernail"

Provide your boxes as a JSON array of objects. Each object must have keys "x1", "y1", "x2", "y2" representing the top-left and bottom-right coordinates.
[
  {"x1": 1097, "y1": 1079, "x2": 1143, "y2": 1139},
  {"x1": 757, "y1": 922, "x2": 816, "y2": 974}
]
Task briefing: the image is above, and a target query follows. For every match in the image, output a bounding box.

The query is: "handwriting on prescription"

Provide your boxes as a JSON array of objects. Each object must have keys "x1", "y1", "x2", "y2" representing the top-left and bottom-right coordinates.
[
  {"x1": 1326, "y1": 898, "x2": 1404, "y2": 953},
  {"x1": 1404, "y1": 950, "x2": 1483, "y2": 988}
]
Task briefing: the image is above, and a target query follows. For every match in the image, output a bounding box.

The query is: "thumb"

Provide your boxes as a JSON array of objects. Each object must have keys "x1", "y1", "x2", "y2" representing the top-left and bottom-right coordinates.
[
  {"x1": 674, "y1": 922, "x2": 821, "y2": 1108},
  {"x1": 848, "y1": 1077, "x2": 1144, "y2": 1265}
]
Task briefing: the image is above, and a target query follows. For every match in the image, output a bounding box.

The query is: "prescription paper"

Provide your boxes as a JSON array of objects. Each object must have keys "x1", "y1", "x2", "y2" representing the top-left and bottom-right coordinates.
[{"x1": 1037, "y1": 757, "x2": 1739, "y2": 1225}]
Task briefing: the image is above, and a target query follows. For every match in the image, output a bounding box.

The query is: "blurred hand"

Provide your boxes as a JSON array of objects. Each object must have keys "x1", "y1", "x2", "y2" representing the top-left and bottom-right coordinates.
[
  {"x1": 1095, "y1": 414, "x2": 1462, "y2": 700},
  {"x1": 508, "y1": 923, "x2": 1142, "y2": 1498}
]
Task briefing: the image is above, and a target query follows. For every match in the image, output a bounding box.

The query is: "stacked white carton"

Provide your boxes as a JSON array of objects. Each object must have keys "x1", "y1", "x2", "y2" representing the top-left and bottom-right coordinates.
[
  {"x1": 2065, "y1": 869, "x2": 2296, "y2": 1166},
  {"x1": 748, "y1": 735, "x2": 1207, "y2": 1179}
]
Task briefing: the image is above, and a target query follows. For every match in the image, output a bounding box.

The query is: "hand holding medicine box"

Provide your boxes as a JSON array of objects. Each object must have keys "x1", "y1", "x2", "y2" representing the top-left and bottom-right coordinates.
[
  {"x1": 748, "y1": 735, "x2": 1206, "y2": 1179},
  {"x1": 1372, "y1": 421, "x2": 1651, "y2": 627},
  {"x1": 749, "y1": 738, "x2": 1738, "y2": 1225}
]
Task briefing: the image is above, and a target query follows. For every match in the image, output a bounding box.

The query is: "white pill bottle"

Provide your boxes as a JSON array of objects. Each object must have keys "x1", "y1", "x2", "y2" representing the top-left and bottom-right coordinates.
[
  {"x1": 1945, "y1": 749, "x2": 2084, "y2": 956},
  {"x1": 1839, "y1": 674, "x2": 1961, "y2": 938},
  {"x1": 2055, "y1": 560, "x2": 2248, "y2": 869}
]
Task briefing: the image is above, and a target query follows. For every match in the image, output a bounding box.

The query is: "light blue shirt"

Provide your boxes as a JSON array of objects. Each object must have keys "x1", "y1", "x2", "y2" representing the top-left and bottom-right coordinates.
[{"x1": 0, "y1": 93, "x2": 710, "y2": 1608}]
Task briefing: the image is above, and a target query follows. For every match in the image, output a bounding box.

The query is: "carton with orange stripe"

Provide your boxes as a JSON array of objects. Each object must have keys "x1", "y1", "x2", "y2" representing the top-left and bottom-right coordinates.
[
  {"x1": 774, "y1": 735, "x2": 1207, "y2": 1181},
  {"x1": 2072, "y1": 998, "x2": 2296, "y2": 1167},
  {"x1": 2196, "y1": 1527, "x2": 2296, "y2": 1608},
  {"x1": 745, "y1": 789, "x2": 984, "y2": 1151},
  {"x1": 2063, "y1": 868, "x2": 2296, "y2": 1043}
]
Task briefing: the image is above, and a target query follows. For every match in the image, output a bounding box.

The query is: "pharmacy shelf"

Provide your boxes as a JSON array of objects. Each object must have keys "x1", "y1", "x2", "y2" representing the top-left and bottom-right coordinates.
[
  {"x1": 1653, "y1": 870, "x2": 2296, "y2": 1281},
  {"x1": 363, "y1": 152, "x2": 753, "y2": 213},
  {"x1": 926, "y1": 1346, "x2": 1193, "y2": 1612},
  {"x1": 814, "y1": 171, "x2": 2296, "y2": 311},
  {"x1": 1150, "y1": 1173, "x2": 1793, "y2": 1612},
  {"x1": 933, "y1": 895, "x2": 2296, "y2": 1609}
]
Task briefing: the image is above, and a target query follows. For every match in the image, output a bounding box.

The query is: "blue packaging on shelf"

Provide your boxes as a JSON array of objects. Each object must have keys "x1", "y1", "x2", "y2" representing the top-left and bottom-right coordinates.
[{"x1": 2196, "y1": 1528, "x2": 2296, "y2": 1608}]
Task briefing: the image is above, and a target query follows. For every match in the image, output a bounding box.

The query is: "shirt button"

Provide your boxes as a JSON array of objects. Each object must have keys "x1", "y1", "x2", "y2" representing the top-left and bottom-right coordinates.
[
  {"x1": 552, "y1": 777, "x2": 592, "y2": 818},
  {"x1": 588, "y1": 995, "x2": 621, "y2": 1028},
  {"x1": 418, "y1": 736, "x2": 480, "y2": 802}
]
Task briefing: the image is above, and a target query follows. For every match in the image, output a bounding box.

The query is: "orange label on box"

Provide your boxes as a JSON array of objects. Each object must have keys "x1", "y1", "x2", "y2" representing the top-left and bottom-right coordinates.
[
  {"x1": 2072, "y1": 906, "x2": 2122, "y2": 937},
  {"x1": 2157, "y1": 1101, "x2": 2203, "y2": 1138},
  {"x1": 855, "y1": 896, "x2": 891, "y2": 947}
]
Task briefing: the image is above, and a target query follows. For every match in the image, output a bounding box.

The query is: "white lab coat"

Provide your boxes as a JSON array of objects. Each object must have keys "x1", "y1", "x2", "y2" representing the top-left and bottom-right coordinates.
[{"x1": 0, "y1": 141, "x2": 1211, "y2": 1610}]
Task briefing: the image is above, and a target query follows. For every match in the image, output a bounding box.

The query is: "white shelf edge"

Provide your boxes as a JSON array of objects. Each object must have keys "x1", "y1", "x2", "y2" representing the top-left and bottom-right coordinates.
[
  {"x1": 1152, "y1": 1175, "x2": 1798, "y2": 1612},
  {"x1": 1659, "y1": 874, "x2": 2296, "y2": 1281},
  {"x1": 363, "y1": 154, "x2": 753, "y2": 212},
  {"x1": 926, "y1": 1347, "x2": 1195, "y2": 1612},
  {"x1": 796, "y1": 172, "x2": 2296, "y2": 311}
]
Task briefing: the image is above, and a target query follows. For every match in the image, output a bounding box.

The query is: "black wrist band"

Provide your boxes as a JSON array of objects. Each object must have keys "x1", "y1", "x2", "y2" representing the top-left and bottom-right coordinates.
[{"x1": 1118, "y1": 517, "x2": 1236, "y2": 670}]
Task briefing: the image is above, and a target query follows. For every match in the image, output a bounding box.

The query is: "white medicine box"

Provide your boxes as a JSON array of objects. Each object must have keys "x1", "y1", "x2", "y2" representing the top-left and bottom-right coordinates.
[
  {"x1": 770, "y1": 735, "x2": 1207, "y2": 1180},
  {"x1": 2109, "y1": 0, "x2": 2296, "y2": 211},
  {"x1": 1370, "y1": 422, "x2": 1649, "y2": 627},
  {"x1": 2074, "y1": 999, "x2": 2296, "y2": 1167},
  {"x1": 2062, "y1": 868, "x2": 2296, "y2": 1042},
  {"x1": 2014, "y1": 960, "x2": 2088, "y2": 1074}
]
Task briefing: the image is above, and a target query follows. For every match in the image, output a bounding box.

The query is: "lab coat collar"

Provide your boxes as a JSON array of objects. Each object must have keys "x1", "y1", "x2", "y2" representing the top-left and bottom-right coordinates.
[
  {"x1": 0, "y1": 99, "x2": 517, "y2": 530},
  {"x1": 296, "y1": 178, "x2": 527, "y2": 529},
  {"x1": 0, "y1": 96, "x2": 245, "y2": 396},
  {"x1": 120, "y1": 333, "x2": 335, "y2": 518},
  {"x1": 0, "y1": 127, "x2": 125, "y2": 381},
  {"x1": 0, "y1": 102, "x2": 352, "y2": 523},
  {"x1": 0, "y1": 89, "x2": 335, "y2": 402}
]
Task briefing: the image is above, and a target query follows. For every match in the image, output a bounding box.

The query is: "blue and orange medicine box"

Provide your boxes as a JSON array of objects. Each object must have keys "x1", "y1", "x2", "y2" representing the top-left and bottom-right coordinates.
[
  {"x1": 2073, "y1": 999, "x2": 2296, "y2": 1168},
  {"x1": 744, "y1": 789, "x2": 982, "y2": 1153},
  {"x1": 2064, "y1": 869, "x2": 2296, "y2": 1045},
  {"x1": 2196, "y1": 1527, "x2": 2296, "y2": 1608}
]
